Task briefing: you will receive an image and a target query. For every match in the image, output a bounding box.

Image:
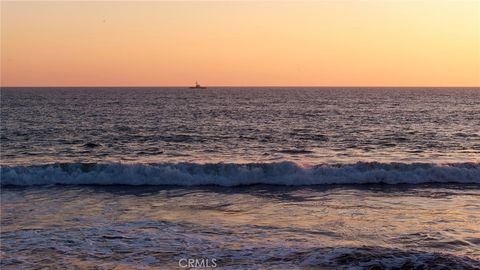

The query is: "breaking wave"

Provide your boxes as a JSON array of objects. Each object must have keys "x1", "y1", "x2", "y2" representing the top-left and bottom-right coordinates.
[{"x1": 1, "y1": 161, "x2": 479, "y2": 186}]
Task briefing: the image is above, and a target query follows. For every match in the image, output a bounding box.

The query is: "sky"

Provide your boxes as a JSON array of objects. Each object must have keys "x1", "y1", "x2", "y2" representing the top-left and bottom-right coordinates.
[{"x1": 1, "y1": 1, "x2": 479, "y2": 87}]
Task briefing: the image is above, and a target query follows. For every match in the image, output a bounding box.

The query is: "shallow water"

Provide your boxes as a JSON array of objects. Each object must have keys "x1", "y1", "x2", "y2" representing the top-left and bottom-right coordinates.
[{"x1": 1, "y1": 185, "x2": 479, "y2": 269}]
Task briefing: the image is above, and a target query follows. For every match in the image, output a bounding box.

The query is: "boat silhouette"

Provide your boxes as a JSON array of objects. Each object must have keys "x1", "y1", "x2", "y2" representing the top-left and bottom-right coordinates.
[{"x1": 190, "y1": 81, "x2": 206, "y2": 89}]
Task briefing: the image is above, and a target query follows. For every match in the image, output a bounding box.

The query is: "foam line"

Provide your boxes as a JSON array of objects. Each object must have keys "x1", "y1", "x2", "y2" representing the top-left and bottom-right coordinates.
[{"x1": 1, "y1": 162, "x2": 479, "y2": 186}]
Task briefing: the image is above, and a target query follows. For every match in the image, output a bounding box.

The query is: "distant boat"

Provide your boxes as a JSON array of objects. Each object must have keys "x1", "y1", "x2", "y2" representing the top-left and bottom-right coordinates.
[{"x1": 190, "y1": 81, "x2": 206, "y2": 89}]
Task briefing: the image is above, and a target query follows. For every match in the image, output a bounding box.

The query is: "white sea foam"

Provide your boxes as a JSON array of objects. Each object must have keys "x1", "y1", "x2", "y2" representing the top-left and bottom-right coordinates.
[{"x1": 1, "y1": 162, "x2": 479, "y2": 186}]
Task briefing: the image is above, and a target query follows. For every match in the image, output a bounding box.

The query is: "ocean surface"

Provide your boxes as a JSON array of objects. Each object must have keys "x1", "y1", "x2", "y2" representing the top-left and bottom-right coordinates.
[{"x1": 1, "y1": 87, "x2": 480, "y2": 269}]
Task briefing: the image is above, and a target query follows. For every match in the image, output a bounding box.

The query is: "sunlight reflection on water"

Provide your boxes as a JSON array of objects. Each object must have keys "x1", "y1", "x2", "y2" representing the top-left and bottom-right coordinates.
[{"x1": 1, "y1": 184, "x2": 479, "y2": 269}]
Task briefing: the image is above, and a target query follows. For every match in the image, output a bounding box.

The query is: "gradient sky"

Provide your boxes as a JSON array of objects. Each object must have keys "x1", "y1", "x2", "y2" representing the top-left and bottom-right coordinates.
[{"x1": 1, "y1": 1, "x2": 479, "y2": 87}]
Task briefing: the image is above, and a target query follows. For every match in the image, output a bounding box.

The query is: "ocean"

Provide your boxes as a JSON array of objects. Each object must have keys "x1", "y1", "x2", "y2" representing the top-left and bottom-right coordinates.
[{"x1": 1, "y1": 87, "x2": 479, "y2": 269}]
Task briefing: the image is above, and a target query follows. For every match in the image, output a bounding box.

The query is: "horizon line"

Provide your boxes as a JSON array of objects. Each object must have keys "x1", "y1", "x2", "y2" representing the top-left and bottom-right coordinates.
[{"x1": 1, "y1": 85, "x2": 479, "y2": 88}]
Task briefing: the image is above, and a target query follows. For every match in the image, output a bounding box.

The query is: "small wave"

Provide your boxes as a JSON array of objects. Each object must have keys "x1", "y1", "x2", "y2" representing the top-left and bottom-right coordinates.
[
  {"x1": 83, "y1": 142, "x2": 101, "y2": 148},
  {"x1": 1, "y1": 162, "x2": 479, "y2": 186},
  {"x1": 277, "y1": 149, "x2": 314, "y2": 154},
  {"x1": 298, "y1": 246, "x2": 480, "y2": 269}
]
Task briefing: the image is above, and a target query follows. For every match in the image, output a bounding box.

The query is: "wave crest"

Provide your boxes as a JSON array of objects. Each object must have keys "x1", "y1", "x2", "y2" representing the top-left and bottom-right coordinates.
[{"x1": 1, "y1": 162, "x2": 479, "y2": 186}]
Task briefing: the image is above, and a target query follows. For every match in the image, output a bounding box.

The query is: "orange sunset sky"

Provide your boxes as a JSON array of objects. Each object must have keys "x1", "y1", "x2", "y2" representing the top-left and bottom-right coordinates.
[{"x1": 1, "y1": 1, "x2": 479, "y2": 87}]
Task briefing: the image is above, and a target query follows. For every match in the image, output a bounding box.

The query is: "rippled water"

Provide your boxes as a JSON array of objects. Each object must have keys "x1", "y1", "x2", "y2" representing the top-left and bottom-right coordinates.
[
  {"x1": 1, "y1": 87, "x2": 479, "y2": 269},
  {"x1": 1, "y1": 185, "x2": 479, "y2": 269},
  {"x1": 2, "y1": 87, "x2": 479, "y2": 165}
]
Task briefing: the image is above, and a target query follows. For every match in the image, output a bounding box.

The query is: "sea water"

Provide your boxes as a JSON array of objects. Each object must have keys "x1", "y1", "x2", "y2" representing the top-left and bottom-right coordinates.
[{"x1": 1, "y1": 87, "x2": 479, "y2": 268}]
